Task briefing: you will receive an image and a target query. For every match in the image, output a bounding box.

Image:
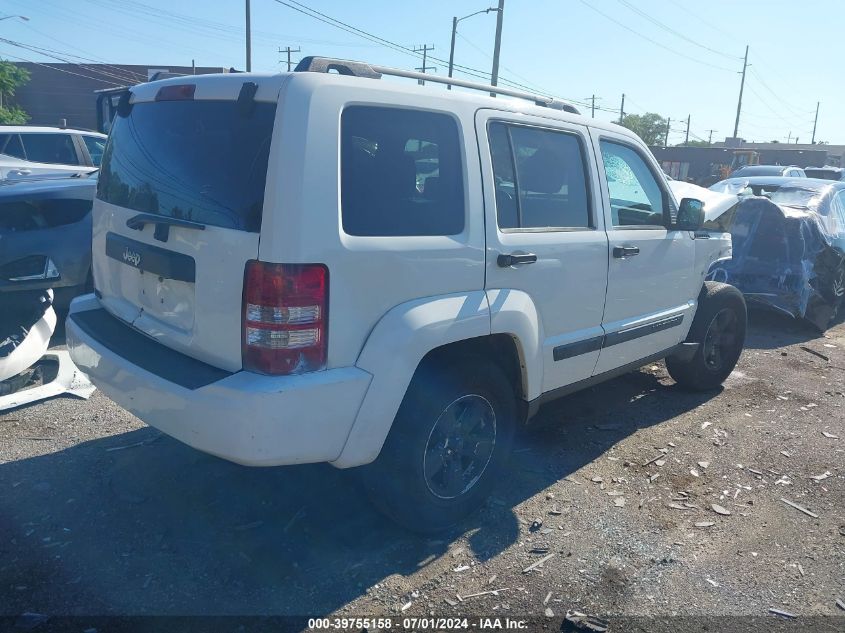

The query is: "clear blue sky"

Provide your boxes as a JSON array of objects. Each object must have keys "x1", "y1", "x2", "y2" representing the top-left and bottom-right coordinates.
[{"x1": 2, "y1": 0, "x2": 838, "y2": 144}]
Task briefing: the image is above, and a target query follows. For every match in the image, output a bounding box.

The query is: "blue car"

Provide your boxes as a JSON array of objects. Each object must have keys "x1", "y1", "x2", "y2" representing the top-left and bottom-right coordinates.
[
  {"x1": 709, "y1": 177, "x2": 845, "y2": 328},
  {"x1": 0, "y1": 174, "x2": 96, "y2": 310}
]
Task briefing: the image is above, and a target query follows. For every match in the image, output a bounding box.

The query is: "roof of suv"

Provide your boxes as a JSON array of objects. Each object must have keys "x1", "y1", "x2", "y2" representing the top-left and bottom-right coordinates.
[
  {"x1": 0, "y1": 125, "x2": 106, "y2": 137},
  {"x1": 135, "y1": 66, "x2": 639, "y2": 143}
]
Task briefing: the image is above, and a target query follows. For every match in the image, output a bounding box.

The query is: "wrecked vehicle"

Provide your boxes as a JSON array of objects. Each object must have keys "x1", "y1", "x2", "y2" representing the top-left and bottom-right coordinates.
[
  {"x1": 0, "y1": 174, "x2": 96, "y2": 310},
  {"x1": 0, "y1": 289, "x2": 94, "y2": 410},
  {"x1": 709, "y1": 177, "x2": 845, "y2": 329}
]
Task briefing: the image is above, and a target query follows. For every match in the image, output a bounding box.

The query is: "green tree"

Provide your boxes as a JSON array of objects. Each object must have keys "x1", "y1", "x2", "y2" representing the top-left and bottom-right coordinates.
[
  {"x1": 0, "y1": 60, "x2": 30, "y2": 124},
  {"x1": 620, "y1": 112, "x2": 668, "y2": 146}
]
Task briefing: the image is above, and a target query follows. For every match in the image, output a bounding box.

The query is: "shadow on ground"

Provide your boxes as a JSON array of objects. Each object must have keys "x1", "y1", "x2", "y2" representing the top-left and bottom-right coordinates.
[
  {"x1": 0, "y1": 312, "x2": 816, "y2": 616},
  {"x1": 744, "y1": 306, "x2": 842, "y2": 350}
]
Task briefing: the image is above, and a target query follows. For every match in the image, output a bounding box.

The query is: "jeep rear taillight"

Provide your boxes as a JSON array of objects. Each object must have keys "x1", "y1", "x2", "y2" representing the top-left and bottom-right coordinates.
[{"x1": 242, "y1": 261, "x2": 328, "y2": 375}]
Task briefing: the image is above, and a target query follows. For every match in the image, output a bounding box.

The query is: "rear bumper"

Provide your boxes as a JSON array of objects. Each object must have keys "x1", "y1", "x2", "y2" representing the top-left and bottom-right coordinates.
[{"x1": 66, "y1": 295, "x2": 372, "y2": 466}]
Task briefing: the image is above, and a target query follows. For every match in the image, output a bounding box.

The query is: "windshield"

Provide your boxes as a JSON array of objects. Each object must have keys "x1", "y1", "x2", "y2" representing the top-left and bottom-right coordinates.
[{"x1": 97, "y1": 99, "x2": 276, "y2": 232}]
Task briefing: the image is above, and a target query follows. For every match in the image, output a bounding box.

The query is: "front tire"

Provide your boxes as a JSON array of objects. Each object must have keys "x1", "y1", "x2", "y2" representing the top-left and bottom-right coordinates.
[
  {"x1": 360, "y1": 355, "x2": 517, "y2": 533},
  {"x1": 666, "y1": 282, "x2": 747, "y2": 391}
]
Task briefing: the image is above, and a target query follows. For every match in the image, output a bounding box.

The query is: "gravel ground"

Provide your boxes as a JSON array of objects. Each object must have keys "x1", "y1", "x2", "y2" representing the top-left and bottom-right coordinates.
[{"x1": 1, "y1": 310, "x2": 843, "y2": 628}]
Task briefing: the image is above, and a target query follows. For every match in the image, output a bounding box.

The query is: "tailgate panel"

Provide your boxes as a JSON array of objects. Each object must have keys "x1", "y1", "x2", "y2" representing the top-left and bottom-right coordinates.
[{"x1": 93, "y1": 201, "x2": 260, "y2": 372}]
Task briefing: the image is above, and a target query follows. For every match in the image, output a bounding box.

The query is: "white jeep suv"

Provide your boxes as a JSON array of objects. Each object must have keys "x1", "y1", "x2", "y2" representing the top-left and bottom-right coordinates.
[{"x1": 67, "y1": 58, "x2": 746, "y2": 532}]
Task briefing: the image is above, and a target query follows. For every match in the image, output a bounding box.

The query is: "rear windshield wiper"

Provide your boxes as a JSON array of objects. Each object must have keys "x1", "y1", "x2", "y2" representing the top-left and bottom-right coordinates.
[{"x1": 126, "y1": 213, "x2": 206, "y2": 242}]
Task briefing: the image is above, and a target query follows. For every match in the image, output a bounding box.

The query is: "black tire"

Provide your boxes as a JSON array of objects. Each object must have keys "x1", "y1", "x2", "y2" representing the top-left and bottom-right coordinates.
[
  {"x1": 820, "y1": 256, "x2": 845, "y2": 322},
  {"x1": 360, "y1": 355, "x2": 517, "y2": 533},
  {"x1": 666, "y1": 282, "x2": 747, "y2": 391}
]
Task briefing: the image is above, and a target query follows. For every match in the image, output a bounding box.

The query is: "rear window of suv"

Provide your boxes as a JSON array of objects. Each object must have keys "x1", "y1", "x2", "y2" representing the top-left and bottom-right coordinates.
[
  {"x1": 341, "y1": 106, "x2": 465, "y2": 236},
  {"x1": 98, "y1": 99, "x2": 276, "y2": 232}
]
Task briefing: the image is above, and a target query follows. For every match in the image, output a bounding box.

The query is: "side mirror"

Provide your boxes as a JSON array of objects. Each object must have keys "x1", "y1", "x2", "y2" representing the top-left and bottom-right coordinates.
[{"x1": 675, "y1": 198, "x2": 704, "y2": 231}]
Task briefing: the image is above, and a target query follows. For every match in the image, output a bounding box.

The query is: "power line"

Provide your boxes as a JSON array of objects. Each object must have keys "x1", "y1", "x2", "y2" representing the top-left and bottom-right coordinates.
[
  {"x1": 575, "y1": 0, "x2": 735, "y2": 72},
  {"x1": 0, "y1": 37, "x2": 146, "y2": 85},
  {"x1": 19, "y1": 20, "x2": 147, "y2": 82},
  {"x1": 614, "y1": 0, "x2": 741, "y2": 61},
  {"x1": 0, "y1": 50, "x2": 125, "y2": 87},
  {"x1": 272, "y1": 0, "x2": 591, "y2": 106},
  {"x1": 15, "y1": 0, "x2": 227, "y2": 65},
  {"x1": 748, "y1": 67, "x2": 816, "y2": 118},
  {"x1": 745, "y1": 83, "x2": 812, "y2": 131},
  {"x1": 82, "y1": 0, "x2": 372, "y2": 49},
  {"x1": 665, "y1": 0, "x2": 737, "y2": 40}
]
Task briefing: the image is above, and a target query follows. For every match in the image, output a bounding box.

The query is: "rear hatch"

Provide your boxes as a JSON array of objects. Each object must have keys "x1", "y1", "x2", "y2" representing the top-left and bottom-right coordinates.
[{"x1": 92, "y1": 75, "x2": 283, "y2": 371}]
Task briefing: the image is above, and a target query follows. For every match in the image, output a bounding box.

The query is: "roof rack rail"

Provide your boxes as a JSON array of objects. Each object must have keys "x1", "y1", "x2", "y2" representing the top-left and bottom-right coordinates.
[{"x1": 293, "y1": 56, "x2": 580, "y2": 114}]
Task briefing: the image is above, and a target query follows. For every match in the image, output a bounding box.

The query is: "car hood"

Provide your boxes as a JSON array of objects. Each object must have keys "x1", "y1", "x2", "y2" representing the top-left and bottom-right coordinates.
[{"x1": 668, "y1": 180, "x2": 739, "y2": 222}]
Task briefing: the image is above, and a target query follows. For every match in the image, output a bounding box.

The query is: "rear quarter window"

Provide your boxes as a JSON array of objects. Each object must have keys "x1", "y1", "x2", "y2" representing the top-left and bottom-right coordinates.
[{"x1": 341, "y1": 106, "x2": 465, "y2": 237}]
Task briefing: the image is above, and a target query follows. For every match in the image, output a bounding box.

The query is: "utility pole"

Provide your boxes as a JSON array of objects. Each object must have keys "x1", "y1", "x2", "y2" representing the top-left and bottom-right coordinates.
[
  {"x1": 490, "y1": 0, "x2": 505, "y2": 95},
  {"x1": 787, "y1": 131, "x2": 792, "y2": 144},
  {"x1": 448, "y1": 16, "x2": 458, "y2": 86},
  {"x1": 811, "y1": 101, "x2": 820, "y2": 144},
  {"x1": 684, "y1": 114, "x2": 691, "y2": 146},
  {"x1": 245, "y1": 0, "x2": 252, "y2": 72},
  {"x1": 413, "y1": 45, "x2": 435, "y2": 85},
  {"x1": 619, "y1": 93, "x2": 625, "y2": 124},
  {"x1": 707, "y1": 129, "x2": 717, "y2": 145},
  {"x1": 448, "y1": 8, "x2": 498, "y2": 90},
  {"x1": 591, "y1": 94, "x2": 596, "y2": 118},
  {"x1": 733, "y1": 45, "x2": 749, "y2": 138},
  {"x1": 279, "y1": 46, "x2": 301, "y2": 71},
  {"x1": 665, "y1": 117, "x2": 671, "y2": 148}
]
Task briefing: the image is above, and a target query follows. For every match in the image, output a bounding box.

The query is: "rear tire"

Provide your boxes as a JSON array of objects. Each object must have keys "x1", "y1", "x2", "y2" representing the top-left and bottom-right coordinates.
[
  {"x1": 360, "y1": 355, "x2": 517, "y2": 533},
  {"x1": 666, "y1": 282, "x2": 747, "y2": 391}
]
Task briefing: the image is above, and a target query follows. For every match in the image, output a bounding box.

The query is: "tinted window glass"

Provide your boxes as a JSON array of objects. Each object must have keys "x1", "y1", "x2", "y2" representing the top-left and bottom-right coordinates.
[
  {"x1": 82, "y1": 135, "x2": 106, "y2": 167},
  {"x1": 490, "y1": 123, "x2": 591, "y2": 229},
  {"x1": 0, "y1": 133, "x2": 25, "y2": 159},
  {"x1": 341, "y1": 106, "x2": 464, "y2": 236},
  {"x1": 0, "y1": 198, "x2": 92, "y2": 231},
  {"x1": 21, "y1": 133, "x2": 79, "y2": 165},
  {"x1": 98, "y1": 100, "x2": 276, "y2": 232},
  {"x1": 600, "y1": 140, "x2": 666, "y2": 226}
]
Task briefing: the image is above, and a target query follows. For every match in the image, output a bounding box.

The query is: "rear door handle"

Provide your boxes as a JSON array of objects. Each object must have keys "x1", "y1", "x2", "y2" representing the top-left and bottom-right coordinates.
[
  {"x1": 497, "y1": 252, "x2": 538, "y2": 267},
  {"x1": 612, "y1": 245, "x2": 640, "y2": 258}
]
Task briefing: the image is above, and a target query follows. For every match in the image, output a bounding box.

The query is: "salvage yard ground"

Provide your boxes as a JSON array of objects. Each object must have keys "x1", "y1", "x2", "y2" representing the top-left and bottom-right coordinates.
[{"x1": 1, "y1": 311, "x2": 844, "y2": 624}]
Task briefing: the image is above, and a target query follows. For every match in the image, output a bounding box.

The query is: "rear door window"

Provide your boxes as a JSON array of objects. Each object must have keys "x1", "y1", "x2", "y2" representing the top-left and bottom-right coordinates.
[
  {"x1": 341, "y1": 106, "x2": 464, "y2": 236},
  {"x1": 489, "y1": 122, "x2": 591, "y2": 230},
  {"x1": 21, "y1": 133, "x2": 80, "y2": 165},
  {"x1": 98, "y1": 100, "x2": 276, "y2": 232}
]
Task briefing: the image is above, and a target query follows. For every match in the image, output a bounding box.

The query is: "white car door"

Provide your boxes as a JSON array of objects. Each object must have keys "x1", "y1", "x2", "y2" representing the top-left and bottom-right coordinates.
[
  {"x1": 477, "y1": 110, "x2": 609, "y2": 395},
  {"x1": 590, "y1": 128, "x2": 698, "y2": 375}
]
